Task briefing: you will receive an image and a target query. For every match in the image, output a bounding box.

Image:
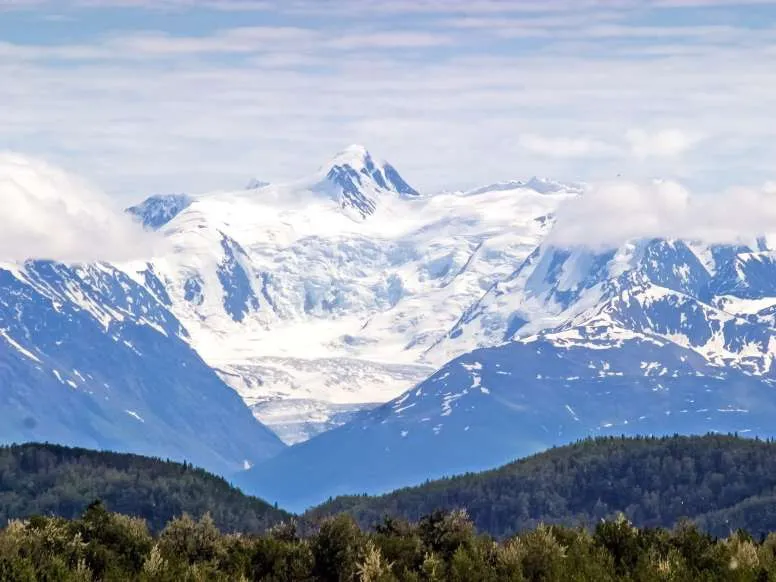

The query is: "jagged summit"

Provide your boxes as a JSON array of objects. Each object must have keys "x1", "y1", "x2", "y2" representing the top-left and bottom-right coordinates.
[
  {"x1": 322, "y1": 144, "x2": 374, "y2": 172},
  {"x1": 126, "y1": 193, "x2": 193, "y2": 230},
  {"x1": 314, "y1": 145, "x2": 420, "y2": 218}
]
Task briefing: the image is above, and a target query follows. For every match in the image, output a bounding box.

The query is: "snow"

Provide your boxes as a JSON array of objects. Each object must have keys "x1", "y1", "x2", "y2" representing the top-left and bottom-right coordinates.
[
  {"x1": 121, "y1": 148, "x2": 576, "y2": 443},
  {"x1": 125, "y1": 410, "x2": 145, "y2": 423},
  {"x1": 0, "y1": 329, "x2": 41, "y2": 363}
]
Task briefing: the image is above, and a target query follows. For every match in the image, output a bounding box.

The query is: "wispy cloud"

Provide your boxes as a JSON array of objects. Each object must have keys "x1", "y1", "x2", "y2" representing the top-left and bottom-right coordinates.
[
  {"x1": 518, "y1": 134, "x2": 614, "y2": 158},
  {"x1": 0, "y1": 0, "x2": 774, "y2": 197},
  {"x1": 626, "y1": 129, "x2": 702, "y2": 158}
]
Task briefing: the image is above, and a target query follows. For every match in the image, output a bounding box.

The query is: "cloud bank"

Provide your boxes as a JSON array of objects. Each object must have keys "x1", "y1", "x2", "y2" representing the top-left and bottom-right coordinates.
[
  {"x1": 548, "y1": 179, "x2": 776, "y2": 249},
  {"x1": 0, "y1": 153, "x2": 164, "y2": 262}
]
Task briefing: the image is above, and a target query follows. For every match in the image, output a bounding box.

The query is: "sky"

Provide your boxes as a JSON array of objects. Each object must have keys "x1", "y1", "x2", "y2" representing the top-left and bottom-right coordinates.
[{"x1": 1, "y1": 0, "x2": 776, "y2": 202}]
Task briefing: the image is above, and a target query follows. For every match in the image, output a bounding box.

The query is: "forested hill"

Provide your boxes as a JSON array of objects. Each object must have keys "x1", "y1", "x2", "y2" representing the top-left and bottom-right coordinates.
[
  {"x1": 307, "y1": 434, "x2": 776, "y2": 539},
  {"x1": 9, "y1": 436, "x2": 776, "y2": 541},
  {"x1": 0, "y1": 443, "x2": 289, "y2": 532}
]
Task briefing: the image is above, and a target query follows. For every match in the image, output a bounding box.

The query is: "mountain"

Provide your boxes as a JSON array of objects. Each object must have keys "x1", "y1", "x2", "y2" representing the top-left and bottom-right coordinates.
[
  {"x1": 0, "y1": 443, "x2": 289, "y2": 532},
  {"x1": 126, "y1": 193, "x2": 193, "y2": 229},
  {"x1": 464, "y1": 176, "x2": 586, "y2": 197},
  {"x1": 316, "y1": 144, "x2": 420, "y2": 218},
  {"x1": 132, "y1": 145, "x2": 578, "y2": 443},
  {"x1": 241, "y1": 237, "x2": 776, "y2": 510},
  {"x1": 306, "y1": 435, "x2": 776, "y2": 540},
  {"x1": 0, "y1": 259, "x2": 285, "y2": 476},
  {"x1": 14, "y1": 146, "x2": 776, "y2": 514}
]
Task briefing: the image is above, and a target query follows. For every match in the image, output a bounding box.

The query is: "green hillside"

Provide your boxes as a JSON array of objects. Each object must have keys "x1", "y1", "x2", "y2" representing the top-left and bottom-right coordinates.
[
  {"x1": 0, "y1": 443, "x2": 289, "y2": 533},
  {"x1": 307, "y1": 434, "x2": 776, "y2": 539}
]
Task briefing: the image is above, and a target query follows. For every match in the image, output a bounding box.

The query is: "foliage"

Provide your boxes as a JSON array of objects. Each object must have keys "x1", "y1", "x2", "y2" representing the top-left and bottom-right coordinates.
[
  {"x1": 0, "y1": 443, "x2": 288, "y2": 533},
  {"x1": 307, "y1": 434, "x2": 776, "y2": 538},
  {"x1": 6, "y1": 505, "x2": 776, "y2": 581}
]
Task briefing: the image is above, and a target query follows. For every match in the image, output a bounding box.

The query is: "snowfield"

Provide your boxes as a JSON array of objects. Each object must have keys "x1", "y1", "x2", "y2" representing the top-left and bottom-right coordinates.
[{"x1": 127, "y1": 145, "x2": 579, "y2": 442}]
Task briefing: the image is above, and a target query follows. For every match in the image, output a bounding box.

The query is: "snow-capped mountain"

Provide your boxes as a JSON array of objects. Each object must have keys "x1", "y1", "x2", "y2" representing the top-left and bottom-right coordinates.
[
  {"x1": 8, "y1": 145, "x2": 776, "y2": 511},
  {"x1": 0, "y1": 259, "x2": 285, "y2": 476},
  {"x1": 127, "y1": 193, "x2": 193, "y2": 230},
  {"x1": 242, "y1": 237, "x2": 776, "y2": 510},
  {"x1": 134, "y1": 146, "x2": 577, "y2": 443},
  {"x1": 432, "y1": 238, "x2": 776, "y2": 374},
  {"x1": 316, "y1": 144, "x2": 420, "y2": 218}
]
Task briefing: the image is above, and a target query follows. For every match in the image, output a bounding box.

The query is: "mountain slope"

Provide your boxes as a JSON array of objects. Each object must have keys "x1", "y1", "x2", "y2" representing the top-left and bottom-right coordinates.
[
  {"x1": 242, "y1": 237, "x2": 776, "y2": 509},
  {"x1": 243, "y1": 335, "x2": 776, "y2": 510},
  {"x1": 0, "y1": 443, "x2": 288, "y2": 533},
  {"x1": 306, "y1": 435, "x2": 776, "y2": 539},
  {"x1": 0, "y1": 260, "x2": 285, "y2": 476},
  {"x1": 126, "y1": 193, "x2": 193, "y2": 229},
  {"x1": 137, "y1": 146, "x2": 577, "y2": 443}
]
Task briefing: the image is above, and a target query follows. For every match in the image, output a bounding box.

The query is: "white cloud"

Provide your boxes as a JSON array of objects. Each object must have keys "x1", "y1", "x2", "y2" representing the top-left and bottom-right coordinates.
[
  {"x1": 0, "y1": 153, "x2": 164, "y2": 262},
  {"x1": 0, "y1": 2, "x2": 774, "y2": 196},
  {"x1": 548, "y1": 179, "x2": 776, "y2": 249},
  {"x1": 518, "y1": 134, "x2": 613, "y2": 157},
  {"x1": 626, "y1": 129, "x2": 701, "y2": 158}
]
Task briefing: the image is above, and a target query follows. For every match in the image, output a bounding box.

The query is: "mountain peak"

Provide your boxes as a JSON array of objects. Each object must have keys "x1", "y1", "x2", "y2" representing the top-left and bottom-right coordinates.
[
  {"x1": 524, "y1": 176, "x2": 581, "y2": 194},
  {"x1": 126, "y1": 193, "x2": 193, "y2": 230},
  {"x1": 315, "y1": 145, "x2": 420, "y2": 219},
  {"x1": 322, "y1": 144, "x2": 375, "y2": 174}
]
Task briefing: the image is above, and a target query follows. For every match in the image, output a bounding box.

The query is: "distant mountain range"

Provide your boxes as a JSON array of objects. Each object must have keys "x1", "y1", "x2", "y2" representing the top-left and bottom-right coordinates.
[{"x1": 4, "y1": 146, "x2": 776, "y2": 509}]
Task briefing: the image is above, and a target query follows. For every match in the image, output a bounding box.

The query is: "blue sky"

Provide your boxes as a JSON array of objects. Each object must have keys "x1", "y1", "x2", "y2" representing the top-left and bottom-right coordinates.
[{"x1": 1, "y1": 0, "x2": 776, "y2": 200}]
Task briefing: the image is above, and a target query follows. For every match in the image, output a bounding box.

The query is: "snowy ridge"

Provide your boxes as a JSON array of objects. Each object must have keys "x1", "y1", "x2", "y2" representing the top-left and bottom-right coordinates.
[
  {"x1": 9, "y1": 146, "x2": 776, "y2": 507},
  {"x1": 465, "y1": 177, "x2": 586, "y2": 197},
  {"x1": 242, "y1": 234, "x2": 776, "y2": 508},
  {"x1": 128, "y1": 147, "x2": 578, "y2": 443},
  {"x1": 434, "y1": 238, "x2": 776, "y2": 376},
  {"x1": 127, "y1": 193, "x2": 193, "y2": 230},
  {"x1": 0, "y1": 259, "x2": 284, "y2": 476}
]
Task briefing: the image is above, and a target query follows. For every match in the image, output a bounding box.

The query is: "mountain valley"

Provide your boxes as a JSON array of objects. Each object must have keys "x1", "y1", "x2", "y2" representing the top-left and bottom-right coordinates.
[{"x1": 4, "y1": 147, "x2": 776, "y2": 510}]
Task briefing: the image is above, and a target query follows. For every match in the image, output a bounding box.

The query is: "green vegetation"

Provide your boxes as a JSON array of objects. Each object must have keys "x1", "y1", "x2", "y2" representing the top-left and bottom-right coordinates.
[
  {"x1": 308, "y1": 435, "x2": 776, "y2": 539},
  {"x1": 8, "y1": 433, "x2": 776, "y2": 564},
  {"x1": 5, "y1": 503, "x2": 776, "y2": 581},
  {"x1": 0, "y1": 443, "x2": 288, "y2": 533}
]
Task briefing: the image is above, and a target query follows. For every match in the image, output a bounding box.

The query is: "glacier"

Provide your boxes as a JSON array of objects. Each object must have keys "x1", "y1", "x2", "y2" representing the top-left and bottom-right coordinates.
[
  {"x1": 8, "y1": 146, "x2": 776, "y2": 511},
  {"x1": 240, "y1": 236, "x2": 776, "y2": 510},
  {"x1": 129, "y1": 145, "x2": 575, "y2": 443}
]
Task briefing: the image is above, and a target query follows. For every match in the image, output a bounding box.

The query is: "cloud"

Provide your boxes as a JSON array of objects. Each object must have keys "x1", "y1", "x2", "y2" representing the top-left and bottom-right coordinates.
[
  {"x1": 328, "y1": 32, "x2": 452, "y2": 50},
  {"x1": 626, "y1": 129, "x2": 701, "y2": 158},
  {"x1": 547, "y1": 179, "x2": 776, "y2": 249},
  {"x1": 0, "y1": 2, "x2": 775, "y2": 197},
  {"x1": 518, "y1": 134, "x2": 613, "y2": 157},
  {"x1": 0, "y1": 153, "x2": 165, "y2": 262}
]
